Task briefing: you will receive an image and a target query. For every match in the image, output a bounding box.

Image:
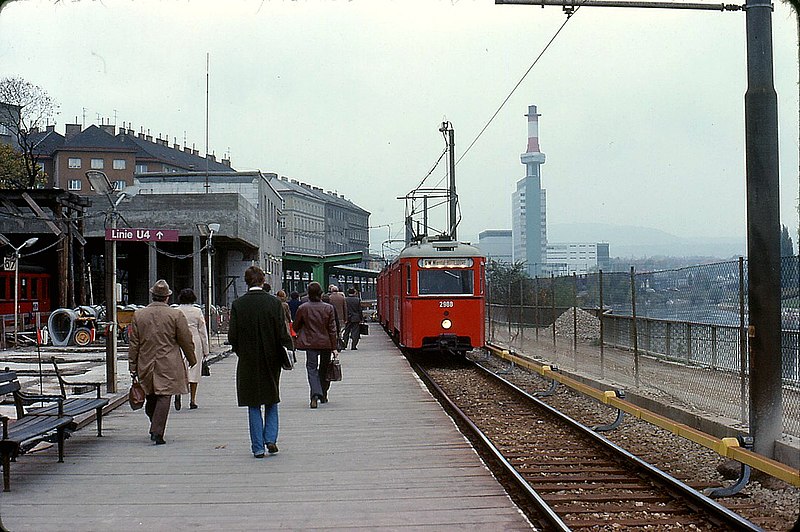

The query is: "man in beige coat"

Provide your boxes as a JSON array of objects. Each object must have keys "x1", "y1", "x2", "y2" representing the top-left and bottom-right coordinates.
[{"x1": 129, "y1": 279, "x2": 196, "y2": 445}]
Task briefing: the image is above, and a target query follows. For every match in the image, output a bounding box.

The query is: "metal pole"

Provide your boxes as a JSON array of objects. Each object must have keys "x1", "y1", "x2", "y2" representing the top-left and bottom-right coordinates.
[
  {"x1": 744, "y1": 0, "x2": 782, "y2": 459},
  {"x1": 599, "y1": 270, "x2": 605, "y2": 379},
  {"x1": 106, "y1": 213, "x2": 118, "y2": 393},
  {"x1": 13, "y1": 251, "x2": 19, "y2": 347},
  {"x1": 207, "y1": 232, "x2": 213, "y2": 336},
  {"x1": 631, "y1": 266, "x2": 639, "y2": 388}
]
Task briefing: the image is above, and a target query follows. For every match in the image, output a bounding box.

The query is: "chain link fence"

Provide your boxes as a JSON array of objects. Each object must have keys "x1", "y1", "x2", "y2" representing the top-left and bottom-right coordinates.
[{"x1": 487, "y1": 255, "x2": 800, "y2": 438}]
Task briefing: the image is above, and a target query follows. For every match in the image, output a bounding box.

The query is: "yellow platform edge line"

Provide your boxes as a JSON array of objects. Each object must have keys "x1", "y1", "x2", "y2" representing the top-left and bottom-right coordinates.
[{"x1": 487, "y1": 344, "x2": 800, "y2": 487}]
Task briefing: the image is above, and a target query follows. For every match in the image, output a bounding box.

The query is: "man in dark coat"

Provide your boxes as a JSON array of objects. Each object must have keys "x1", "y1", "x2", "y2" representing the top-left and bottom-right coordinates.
[
  {"x1": 228, "y1": 265, "x2": 293, "y2": 458},
  {"x1": 342, "y1": 287, "x2": 363, "y2": 350},
  {"x1": 129, "y1": 279, "x2": 195, "y2": 445}
]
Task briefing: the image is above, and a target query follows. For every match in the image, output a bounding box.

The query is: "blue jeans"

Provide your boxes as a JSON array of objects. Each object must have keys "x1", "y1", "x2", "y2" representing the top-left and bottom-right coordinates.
[
  {"x1": 247, "y1": 403, "x2": 278, "y2": 456},
  {"x1": 305, "y1": 350, "x2": 332, "y2": 400}
]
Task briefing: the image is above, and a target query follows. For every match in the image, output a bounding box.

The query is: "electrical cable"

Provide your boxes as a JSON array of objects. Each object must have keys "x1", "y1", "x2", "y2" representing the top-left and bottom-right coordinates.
[{"x1": 456, "y1": 8, "x2": 579, "y2": 166}]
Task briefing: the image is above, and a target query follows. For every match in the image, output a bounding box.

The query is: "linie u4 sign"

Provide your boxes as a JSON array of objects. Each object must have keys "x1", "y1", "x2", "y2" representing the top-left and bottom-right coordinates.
[{"x1": 105, "y1": 228, "x2": 179, "y2": 242}]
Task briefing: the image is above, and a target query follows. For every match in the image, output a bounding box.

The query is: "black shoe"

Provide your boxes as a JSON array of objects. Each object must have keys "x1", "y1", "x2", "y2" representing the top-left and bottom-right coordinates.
[
  {"x1": 310, "y1": 397, "x2": 318, "y2": 409},
  {"x1": 351, "y1": 347, "x2": 357, "y2": 350},
  {"x1": 153, "y1": 435, "x2": 166, "y2": 445},
  {"x1": 149, "y1": 432, "x2": 156, "y2": 441},
  {"x1": 254, "y1": 453, "x2": 265, "y2": 459},
  {"x1": 189, "y1": 403, "x2": 198, "y2": 409},
  {"x1": 320, "y1": 396, "x2": 328, "y2": 404},
  {"x1": 267, "y1": 442, "x2": 279, "y2": 454},
  {"x1": 174, "y1": 395, "x2": 182, "y2": 411}
]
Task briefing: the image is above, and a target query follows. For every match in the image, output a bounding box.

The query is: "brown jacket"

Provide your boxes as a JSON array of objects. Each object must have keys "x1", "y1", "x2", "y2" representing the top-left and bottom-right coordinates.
[
  {"x1": 128, "y1": 301, "x2": 196, "y2": 396},
  {"x1": 328, "y1": 291, "x2": 347, "y2": 328},
  {"x1": 293, "y1": 300, "x2": 338, "y2": 350}
]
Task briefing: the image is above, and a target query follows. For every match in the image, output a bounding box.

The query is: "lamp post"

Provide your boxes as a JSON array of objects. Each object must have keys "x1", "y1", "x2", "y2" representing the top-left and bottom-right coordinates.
[
  {"x1": 197, "y1": 223, "x2": 219, "y2": 336},
  {"x1": 0, "y1": 236, "x2": 39, "y2": 346},
  {"x1": 86, "y1": 170, "x2": 128, "y2": 393}
]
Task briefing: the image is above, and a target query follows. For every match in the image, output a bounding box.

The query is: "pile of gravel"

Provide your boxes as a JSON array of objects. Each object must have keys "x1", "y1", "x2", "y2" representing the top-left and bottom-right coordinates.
[{"x1": 553, "y1": 307, "x2": 600, "y2": 341}]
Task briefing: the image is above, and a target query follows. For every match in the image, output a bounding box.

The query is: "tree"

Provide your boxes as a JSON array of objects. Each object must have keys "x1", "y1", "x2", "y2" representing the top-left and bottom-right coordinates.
[
  {"x1": 0, "y1": 76, "x2": 58, "y2": 188},
  {"x1": 0, "y1": 142, "x2": 28, "y2": 188},
  {"x1": 781, "y1": 224, "x2": 795, "y2": 256}
]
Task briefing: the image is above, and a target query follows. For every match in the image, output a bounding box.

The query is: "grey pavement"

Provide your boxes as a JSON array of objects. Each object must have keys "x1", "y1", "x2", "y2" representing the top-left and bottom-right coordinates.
[{"x1": 0, "y1": 333, "x2": 531, "y2": 531}]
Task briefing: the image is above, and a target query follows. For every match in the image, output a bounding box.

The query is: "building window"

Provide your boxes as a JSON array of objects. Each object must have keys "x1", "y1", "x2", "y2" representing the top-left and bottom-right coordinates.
[
  {"x1": 135, "y1": 164, "x2": 148, "y2": 174},
  {"x1": 113, "y1": 159, "x2": 126, "y2": 170},
  {"x1": 0, "y1": 124, "x2": 10, "y2": 136},
  {"x1": 68, "y1": 158, "x2": 81, "y2": 169},
  {"x1": 68, "y1": 179, "x2": 81, "y2": 191},
  {"x1": 90, "y1": 158, "x2": 104, "y2": 169},
  {"x1": 113, "y1": 180, "x2": 126, "y2": 191}
]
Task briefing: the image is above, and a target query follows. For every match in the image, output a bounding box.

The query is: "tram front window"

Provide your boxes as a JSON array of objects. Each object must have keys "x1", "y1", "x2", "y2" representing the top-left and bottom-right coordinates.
[{"x1": 418, "y1": 269, "x2": 473, "y2": 295}]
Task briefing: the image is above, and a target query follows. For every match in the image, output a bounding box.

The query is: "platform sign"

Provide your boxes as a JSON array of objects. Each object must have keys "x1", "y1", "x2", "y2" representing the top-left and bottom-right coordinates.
[
  {"x1": 3, "y1": 255, "x2": 16, "y2": 271},
  {"x1": 105, "y1": 228, "x2": 179, "y2": 242}
]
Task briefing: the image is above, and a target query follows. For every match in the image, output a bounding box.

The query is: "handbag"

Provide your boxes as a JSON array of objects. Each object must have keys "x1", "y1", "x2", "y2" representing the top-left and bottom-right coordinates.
[
  {"x1": 201, "y1": 359, "x2": 211, "y2": 377},
  {"x1": 359, "y1": 323, "x2": 369, "y2": 336},
  {"x1": 281, "y1": 347, "x2": 294, "y2": 371},
  {"x1": 337, "y1": 335, "x2": 346, "y2": 351},
  {"x1": 129, "y1": 375, "x2": 145, "y2": 410},
  {"x1": 326, "y1": 353, "x2": 342, "y2": 382}
]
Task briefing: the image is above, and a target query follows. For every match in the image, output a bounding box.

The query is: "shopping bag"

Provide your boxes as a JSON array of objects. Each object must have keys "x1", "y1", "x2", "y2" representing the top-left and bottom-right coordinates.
[
  {"x1": 359, "y1": 323, "x2": 369, "y2": 336},
  {"x1": 129, "y1": 376, "x2": 145, "y2": 410}
]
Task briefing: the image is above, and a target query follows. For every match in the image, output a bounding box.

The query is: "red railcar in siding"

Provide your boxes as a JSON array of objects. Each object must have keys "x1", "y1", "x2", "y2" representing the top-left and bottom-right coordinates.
[
  {"x1": 0, "y1": 270, "x2": 52, "y2": 316},
  {"x1": 377, "y1": 238, "x2": 485, "y2": 355}
]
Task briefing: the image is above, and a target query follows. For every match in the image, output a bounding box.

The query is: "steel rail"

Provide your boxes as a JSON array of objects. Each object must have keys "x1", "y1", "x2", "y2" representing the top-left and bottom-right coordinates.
[
  {"x1": 410, "y1": 360, "x2": 570, "y2": 531},
  {"x1": 471, "y1": 361, "x2": 764, "y2": 531}
]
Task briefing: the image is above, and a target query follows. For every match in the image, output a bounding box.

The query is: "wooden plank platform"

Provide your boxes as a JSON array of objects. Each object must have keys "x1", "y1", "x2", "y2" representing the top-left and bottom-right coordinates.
[{"x1": 0, "y1": 332, "x2": 532, "y2": 530}]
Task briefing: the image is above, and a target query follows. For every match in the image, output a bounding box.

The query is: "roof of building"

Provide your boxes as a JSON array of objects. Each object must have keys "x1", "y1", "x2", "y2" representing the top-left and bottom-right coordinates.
[
  {"x1": 272, "y1": 175, "x2": 369, "y2": 215},
  {"x1": 117, "y1": 133, "x2": 234, "y2": 172},
  {"x1": 62, "y1": 125, "x2": 135, "y2": 152},
  {"x1": 29, "y1": 129, "x2": 65, "y2": 157}
]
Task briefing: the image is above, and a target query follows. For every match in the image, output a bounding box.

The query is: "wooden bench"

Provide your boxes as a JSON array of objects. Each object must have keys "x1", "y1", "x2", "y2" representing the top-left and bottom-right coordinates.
[
  {"x1": 0, "y1": 370, "x2": 73, "y2": 492},
  {"x1": 17, "y1": 358, "x2": 109, "y2": 437}
]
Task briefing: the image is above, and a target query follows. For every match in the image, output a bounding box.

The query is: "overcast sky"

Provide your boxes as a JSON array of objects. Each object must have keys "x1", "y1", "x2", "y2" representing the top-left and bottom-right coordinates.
[{"x1": 0, "y1": 0, "x2": 797, "y2": 255}]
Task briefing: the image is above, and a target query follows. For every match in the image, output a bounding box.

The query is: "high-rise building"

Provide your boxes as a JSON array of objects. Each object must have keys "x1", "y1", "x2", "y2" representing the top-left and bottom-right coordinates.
[
  {"x1": 512, "y1": 105, "x2": 547, "y2": 277},
  {"x1": 478, "y1": 229, "x2": 513, "y2": 265}
]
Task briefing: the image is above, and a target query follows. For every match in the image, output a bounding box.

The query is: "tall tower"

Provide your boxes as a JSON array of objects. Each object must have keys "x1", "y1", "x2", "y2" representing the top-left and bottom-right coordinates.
[{"x1": 512, "y1": 105, "x2": 547, "y2": 277}]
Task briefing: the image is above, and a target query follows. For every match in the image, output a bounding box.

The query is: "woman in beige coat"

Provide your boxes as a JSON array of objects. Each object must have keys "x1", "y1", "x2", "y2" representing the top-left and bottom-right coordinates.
[{"x1": 176, "y1": 288, "x2": 210, "y2": 409}]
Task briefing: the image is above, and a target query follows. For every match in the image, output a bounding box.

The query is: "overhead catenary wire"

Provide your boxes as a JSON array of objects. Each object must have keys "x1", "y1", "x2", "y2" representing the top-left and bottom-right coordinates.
[{"x1": 456, "y1": 8, "x2": 579, "y2": 166}]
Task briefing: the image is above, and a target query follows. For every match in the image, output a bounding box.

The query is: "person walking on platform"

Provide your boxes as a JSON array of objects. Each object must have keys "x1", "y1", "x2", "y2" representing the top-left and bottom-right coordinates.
[
  {"x1": 129, "y1": 279, "x2": 196, "y2": 445},
  {"x1": 176, "y1": 288, "x2": 210, "y2": 410},
  {"x1": 288, "y1": 291, "x2": 302, "y2": 320},
  {"x1": 328, "y1": 285, "x2": 347, "y2": 336},
  {"x1": 292, "y1": 281, "x2": 339, "y2": 408},
  {"x1": 228, "y1": 266, "x2": 293, "y2": 458},
  {"x1": 342, "y1": 287, "x2": 363, "y2": 350}
]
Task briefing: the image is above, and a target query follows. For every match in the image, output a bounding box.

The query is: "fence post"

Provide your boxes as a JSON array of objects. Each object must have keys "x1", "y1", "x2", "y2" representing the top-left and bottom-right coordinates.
[
  {"x1": 687, "y1": 323, "x2": 693, "y2": 365},
  {"x1": 572, "y1": 273, "x2": 577, "y2": 352},
  {"x1": 519, "y1": 279, "x2": 524, "y2": 344},
  {"x1": 534, "y1": 276, "x2": 539, "y2": 342},
  {"x1": 551, "y1": 274, "x2": 556, "y2": 350},
  {"x1": 599, "y1": 270, "x2": 604, "y2": 379},
  {"x1": 666, "y1": 322, "x2": 672, "y2": 358},
  {"x1": 711, "y1": 326, "x2": 718, "y2": 369},
  {"x1": 631, "y1": 266, "x2": 639, "y2": 387},
  {"x1": 507, "y1": 280, "x2": 512, "y2": 340}
]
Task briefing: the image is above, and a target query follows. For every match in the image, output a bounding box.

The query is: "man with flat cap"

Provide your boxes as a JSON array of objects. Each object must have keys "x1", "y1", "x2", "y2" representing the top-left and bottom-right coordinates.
[{"x1": 129, "y1": 279, "x2": 196, "y2": 444}]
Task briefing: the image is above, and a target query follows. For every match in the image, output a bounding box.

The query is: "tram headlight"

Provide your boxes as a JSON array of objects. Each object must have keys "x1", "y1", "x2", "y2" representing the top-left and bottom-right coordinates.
[{"x1": 441, "y1": 318, "x2": 452, "y2": 330}]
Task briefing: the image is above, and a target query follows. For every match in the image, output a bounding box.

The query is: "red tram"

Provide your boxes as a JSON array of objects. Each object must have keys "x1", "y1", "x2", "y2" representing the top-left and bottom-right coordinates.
[
  {"x1": 0, "y1": 270, "x2": 52, "y2": 315},
  {"x1": 377, "y1": 237, "x2": 485, "y2": 355}
]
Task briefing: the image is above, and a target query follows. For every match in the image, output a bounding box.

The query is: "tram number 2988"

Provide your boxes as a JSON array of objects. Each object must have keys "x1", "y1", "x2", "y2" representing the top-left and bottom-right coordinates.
[{"x1": 439, "y1": 301, "x2": 454, "y2": 308}]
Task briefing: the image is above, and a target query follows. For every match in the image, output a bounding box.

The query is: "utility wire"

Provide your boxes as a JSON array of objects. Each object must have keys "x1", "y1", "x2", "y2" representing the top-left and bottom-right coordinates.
[{"x1": 456, "y1": 9, "x2": 579, "y2": 166}]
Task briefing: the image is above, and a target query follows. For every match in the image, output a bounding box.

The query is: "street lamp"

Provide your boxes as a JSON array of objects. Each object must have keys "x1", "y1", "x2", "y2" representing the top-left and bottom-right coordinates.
[
  {"x1": 87, "y1": 170, "x2": 125, "y2": 393},
  {"x1": 0, "y1": 235, "x2": 39, "y2": 346},
  {"x1": 197, "y1": 223, "x2": 219, "y2": 336}
]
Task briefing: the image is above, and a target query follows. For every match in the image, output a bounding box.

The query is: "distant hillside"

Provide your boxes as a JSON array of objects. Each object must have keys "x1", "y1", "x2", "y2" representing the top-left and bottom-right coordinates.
[{"x1": 548, "y1": 223, "x2": 746, "y2": 259}]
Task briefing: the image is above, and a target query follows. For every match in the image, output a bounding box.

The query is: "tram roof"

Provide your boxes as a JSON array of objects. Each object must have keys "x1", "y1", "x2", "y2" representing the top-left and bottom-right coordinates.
[{"x1": 398, "y1": 239, "x2": 484, "y2": 259}]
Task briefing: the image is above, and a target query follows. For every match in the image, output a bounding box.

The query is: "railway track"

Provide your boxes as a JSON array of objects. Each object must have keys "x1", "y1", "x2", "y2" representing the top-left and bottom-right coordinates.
[{"x1": 413, "y1": 356, "x2": 763, "y2": 531}]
